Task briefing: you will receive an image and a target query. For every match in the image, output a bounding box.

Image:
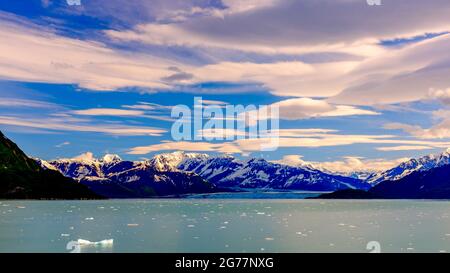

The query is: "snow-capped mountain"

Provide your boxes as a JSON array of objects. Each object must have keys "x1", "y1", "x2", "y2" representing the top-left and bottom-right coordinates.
[
  {"x1": 38, "y1": 151, "x2": 377, "y2": 197},
  {"x1": 320, "y1": 150, "x2": 450, "y2": 200},
  {"x1": 365, "y1": 148, "x2": 450, "y2": 185},
  {"x1": 311, "y1": 167, "x2": 374, "y2": 181},
  {"x1": 157, "y1": 152, "x2": 371, "y2": 191},
  {"x1": 38, "y1": 153, "x2": 215, "y2": 198},
  {"x1": 369, "y1": 163, "x2": 450, "y2": 199},
  {"x1": 149, "y1": 151, "x2": 209, "y2": 172},
  {"x1": 35, "y1": 147, "x2": 445, "y2": 199}
]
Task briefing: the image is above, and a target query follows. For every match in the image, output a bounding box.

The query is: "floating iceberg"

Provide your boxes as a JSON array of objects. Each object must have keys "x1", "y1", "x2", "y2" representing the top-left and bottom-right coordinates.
[{"x1": 77, "y1": 239, "x2": 113, "y2": 246}]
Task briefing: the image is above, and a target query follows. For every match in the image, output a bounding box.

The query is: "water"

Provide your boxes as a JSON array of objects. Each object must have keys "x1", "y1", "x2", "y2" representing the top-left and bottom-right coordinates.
[
  {"x1": 1, "y1": 199, "x2": 450, "y2": 253},
  {"x1": 186, "y1": 191, "x2": 324, "y2": 199}
]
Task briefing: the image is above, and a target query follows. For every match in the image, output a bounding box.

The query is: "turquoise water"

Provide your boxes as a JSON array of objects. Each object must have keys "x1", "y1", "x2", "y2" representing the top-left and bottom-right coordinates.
[
  {"x1": 1, "y1": 199, "x2": 450, "y2": 253},
  {"x1": 186, "y1": 191, "x2": 323, "y2": 199}
]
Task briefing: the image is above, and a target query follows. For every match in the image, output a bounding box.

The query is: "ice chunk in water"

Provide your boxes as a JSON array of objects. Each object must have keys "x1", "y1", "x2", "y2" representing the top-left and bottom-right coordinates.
[{"x1": 77, "y1": 239, "x2": 113, "y2": 246}]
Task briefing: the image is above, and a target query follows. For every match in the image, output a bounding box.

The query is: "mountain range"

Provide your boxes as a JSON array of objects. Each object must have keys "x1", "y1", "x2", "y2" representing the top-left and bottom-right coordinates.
[
  {"x1": 169, "y1": 152, "x2": 370, "y2": 191},
  {"x1": 365, "y1": 148, "x2": 450, "y2": 184},
  {"x1": 3, "y1": 128, "x2": 450, "y2": 199},
  {"x1": 38, "y1": 151, "x2": 371, "y2": 198},
  {"x1": 37, "y1": 148, "x2": 450, "y2": 199},
  {"x1": 319, "y1": 149, "x2": 450, "y2": 199},
  {"x1": 37, "y1": 153, "x2": 216, "y2": 198}
]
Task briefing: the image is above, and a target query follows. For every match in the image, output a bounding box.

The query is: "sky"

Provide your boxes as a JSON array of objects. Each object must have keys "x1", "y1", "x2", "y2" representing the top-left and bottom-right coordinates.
[{"x1": 1, "y1": 0, "x2": 450, "y2": 173}]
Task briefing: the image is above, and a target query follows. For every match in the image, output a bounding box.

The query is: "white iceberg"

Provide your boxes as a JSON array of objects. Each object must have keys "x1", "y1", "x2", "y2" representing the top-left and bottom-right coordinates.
[{"x1": 77, "y1": 239, "x2": 114, "y2": 246}]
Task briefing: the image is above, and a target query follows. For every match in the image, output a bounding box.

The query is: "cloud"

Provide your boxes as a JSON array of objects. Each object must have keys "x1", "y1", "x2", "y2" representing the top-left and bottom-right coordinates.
[
  {"x1": 197, "y1": 128, "x2": 344, "y2": 142},
  {"x1": 127, "y1": 140, "x2": 242, "y2": 155},
  {"x1": 76, "y1": 29, "x2": 450, "y2": 103},
  {"x1": 71, "y1": 152, "x2": 96, "y2": 163},
  {"x1": 151, "y1": 0, "x2": 277, "y2": 24},
  {"x1": 200, "y1": 128, "x2": 248, "y2": 139},
  {"x1": 269, "y1": 98, "x2": 379, "y2": 120},
  {"x1": 106, "y1": 0, "x2": 450, "y2": 54},
  {"x1": 2, "y1": 13, "x2": 355, "y2": 98},
  {"x1": 52, "y1": 0, "x2": 221, "y2": 28},
  {"x1": 428, "y1": 88, "x2": 450, "y2": 105},
  {"x1": 0, "y1": 12, "x2": 178, "y2": 91},
  {"x1": 271, "y1": 154, "x2": 309, "y2": 167},
  {"x1": 269, "y1": 128, "x2": 338, "y2": 136},
  {"x1": 192, "y1": 60, "x2": 367, "y2": 98},
  {"x1": 154, "y1": 6, "x2": 223, "y2": 23},
  {"x1": 241, "y1": 98, "x2": 379, "y2": 125},
  {"x1": 72, "y1": 108, "x2": 145, "y2": 116},
  {"x1": 55, "y1": 141, "x2": 70, "y2": 148},
  {"x1": 202, "y1": 99, "x2": 228, "y2": 105},
  {"x1": 314, "y1": 157, "x2": 411, "y2": 173},
  {"x1": 200, "y1": 128, "x2": 339, "y2": 139},
  {"x1": 104, "y1": 0, "x2": 450, "y2": 104},
  {"x1": 0, "y1": 98, "x2": 59, "y2": 109},
  {"x1": 122, "y1": 104, "x2": 156, "y2": 110},
  {"x1": 432, "y1": 109, "x2": 450, "y2": 120},
  {"x1": 3, "y1": 1, "x2": 450, "y2": 110},
  {"x1": 0, "y1": 115, "x2": 166, "y2": 136},
  {"x1": 122, "y1": 101, "x2": 174, "y2": 111},
  {"x1": 161, "y1": 66, "x2": 194, "y2": 83},
  {"x1": 376, "y1": 145, "x2": 433, "y2": 151},
  {"x1": 385, "y1": 120, "x2": 450, "y2": 139},
  {"x1": 126, "y1": 130, "x2": 450, "y2": 155},
  {"x1": 53, "y1": 0, "x2": 279, "y2": 29},
  {"x1": 273, "y1": 154, "x2": 410, "y2": 173},
  {"x1": 330, "y1": 34, "x2": 450, "y2": 105},
  {"x1": 221, "y1": 0, "x2": 278, "y2": 14}
]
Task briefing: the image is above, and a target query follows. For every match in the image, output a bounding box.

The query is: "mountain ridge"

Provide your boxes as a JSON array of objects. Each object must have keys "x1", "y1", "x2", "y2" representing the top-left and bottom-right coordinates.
[
  {"x1": 153, "y1": 151, "x2": 371, "y2": 191},
  {"x1": 0, "y1": 131, "x2": 101, "y2": 199},
  {"x1": 26, "y1": 145, "x2": 450, "y2": 199},
  {"x1": 318, "y1": 148, "x2": 450, "y2": 199},
  {"x1": 40, "y1": 151, "x2": 371, "y2": 195},
  {"x1": 38, "y1": 152, "x2": 216, "y2": 198},
  {"x1": 365, "y1": 148, "x2": 450, "y2": 185}
]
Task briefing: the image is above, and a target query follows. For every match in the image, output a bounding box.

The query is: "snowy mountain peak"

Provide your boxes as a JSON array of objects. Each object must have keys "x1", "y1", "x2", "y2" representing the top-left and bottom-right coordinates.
[
  {"x1": 36, "y1": 152, "x2": 215, "y2": 197},
  {"x1": 38, "y1": 150, "x2": 372, "y2": 194},
  {"x1": 149, "y1": 151, "x2": 209, "y2": 172},
  {"x1": 183, "y1": 152, "x2": 210, "y2": 160},
  {"x1": 366, "y1": 148, "x2": 450, "y2": 185},
  {"x1": 443, "y1": 147, "x2": 450, "y2": 156},
  {"x1": 101, "y1": 154, "x2": 122, "y2": 163},
  {"x1": 35, "y1": 158, "x2": 59, "y2": 171},
  {"x1": 245, "y1": 157, "x2": 267, "y2": 164}
]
